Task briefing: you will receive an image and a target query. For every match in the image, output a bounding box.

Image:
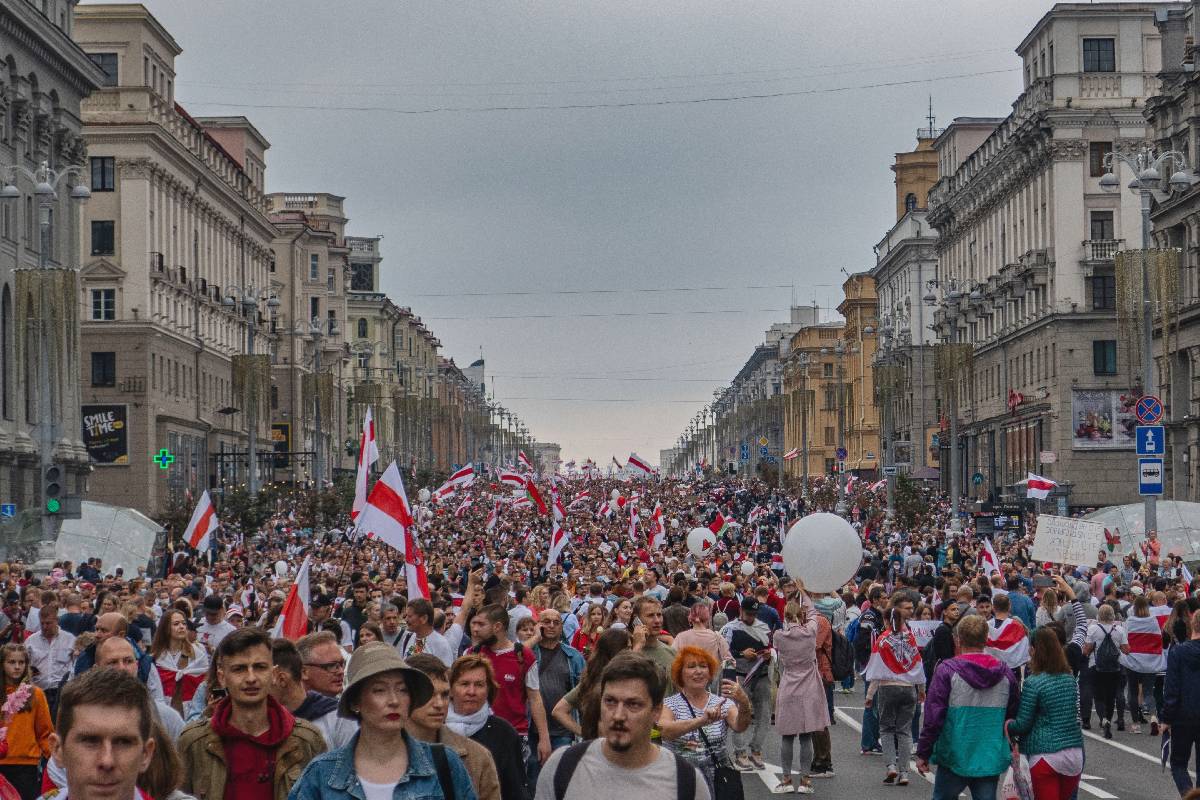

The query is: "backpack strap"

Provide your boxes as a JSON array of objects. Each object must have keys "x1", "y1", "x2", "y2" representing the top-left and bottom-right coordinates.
[
  {"x1": 553, "y1": 741, "x2": 592, "y2": 800},
  {"x1": 429, "y1": 743, "x2": 454, "y2": 799},
  {"x1": 670, "y1": 750, "x2": 697, "y2": 800}
]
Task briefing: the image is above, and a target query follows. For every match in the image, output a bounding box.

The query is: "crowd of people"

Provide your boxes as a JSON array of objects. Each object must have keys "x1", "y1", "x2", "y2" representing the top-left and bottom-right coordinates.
[{"x1": 0, "y1": 472, "x2": 1195, "y2": 800}]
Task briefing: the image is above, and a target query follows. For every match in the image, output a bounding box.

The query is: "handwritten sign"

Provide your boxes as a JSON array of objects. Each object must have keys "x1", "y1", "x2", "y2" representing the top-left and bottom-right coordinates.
[
  {"x1": 1030, "y1": 515, "x2": 1106, "y2": 567},
  {"x1": 909, "y1": 619, "x2": 939, "y2": 647}
]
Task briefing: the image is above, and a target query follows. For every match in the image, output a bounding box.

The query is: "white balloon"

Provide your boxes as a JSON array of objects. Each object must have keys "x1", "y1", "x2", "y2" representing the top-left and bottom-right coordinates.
[
  {"x1": 687, "y1": 527, "x2": 716, "y2": 557},
  {"x1": 782, "y1": 512, "x2": 861, "y2": 593},
  {"x1": 419, "y1": 507, "x2": 433, "y2": 523},
  {"x1": 740, "y1": 561, "x2": 756, "y2": 576},
  {"x1": 417, "y1": 488, "x2": 431, "y2": 503},
  {"x1": 670, "y1": 518, "x2": 680, "y2": 529},
  {"x1": 611, "y1": 488, "x2": 621, "y2": 501}
]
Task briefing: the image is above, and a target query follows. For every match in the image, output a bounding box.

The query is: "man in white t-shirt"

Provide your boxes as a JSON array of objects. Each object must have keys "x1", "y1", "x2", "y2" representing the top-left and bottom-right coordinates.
[
  {"x1": 195, "y1": 595, "x2": 237, "y2": 653},
  {"x1": 535, "y1": 651, "x2": 709, "y2": 800},
  {"x1": 398, "y1": 598, "x2": 454, "y2": 667}
]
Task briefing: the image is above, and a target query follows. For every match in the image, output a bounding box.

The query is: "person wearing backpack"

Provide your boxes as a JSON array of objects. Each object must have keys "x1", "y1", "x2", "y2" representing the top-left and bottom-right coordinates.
[
  {"x1": 535, "y1": 652, "x2": 710, "y2": 800},
  {"x1": 852, "y1": 587, "x2": 885, "y2": 755},
  {"x1": 1083, "y1": 603, "x2": 1130, "y2": 739}
]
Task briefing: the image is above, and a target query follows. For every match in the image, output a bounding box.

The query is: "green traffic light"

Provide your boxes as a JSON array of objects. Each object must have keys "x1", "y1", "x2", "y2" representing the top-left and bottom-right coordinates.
[{"x1": 45, "y1": 498, "x2": 61, "y2": 514}]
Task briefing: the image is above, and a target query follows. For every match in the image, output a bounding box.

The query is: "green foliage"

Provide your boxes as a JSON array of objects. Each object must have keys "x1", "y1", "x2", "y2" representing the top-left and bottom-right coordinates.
[{"x1": 892, "y1": 474, "x2": 925, "y2": 531}]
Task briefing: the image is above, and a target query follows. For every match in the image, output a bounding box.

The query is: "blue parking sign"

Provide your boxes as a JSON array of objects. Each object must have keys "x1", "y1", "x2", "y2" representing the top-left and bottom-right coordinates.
[{"x1": 1136, "y1": 426, "x2": 1166, "y2": 456}]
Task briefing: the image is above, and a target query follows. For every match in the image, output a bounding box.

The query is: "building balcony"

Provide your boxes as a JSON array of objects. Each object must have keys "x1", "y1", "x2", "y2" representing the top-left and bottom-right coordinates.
[{"x1": 1082, "y1": 239, "x2": 1123, "y2": 263}]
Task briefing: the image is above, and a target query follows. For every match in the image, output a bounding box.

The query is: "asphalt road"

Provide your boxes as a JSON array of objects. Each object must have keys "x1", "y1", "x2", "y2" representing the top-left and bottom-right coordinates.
[{"x1": 737, "y1": 684, "x2": 1191, "y2": 799}]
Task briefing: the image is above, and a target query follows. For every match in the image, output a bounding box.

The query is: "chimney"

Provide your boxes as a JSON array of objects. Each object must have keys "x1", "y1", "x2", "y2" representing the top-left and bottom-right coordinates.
[{"x1": 1157, "y1": 7, "x2": 1189, "y2": 72}]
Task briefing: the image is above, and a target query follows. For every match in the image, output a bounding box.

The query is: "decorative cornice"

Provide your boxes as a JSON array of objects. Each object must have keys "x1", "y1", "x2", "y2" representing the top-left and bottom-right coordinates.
[{"x1": 0, "y1": 5, "x2": 103, "y2": 99}]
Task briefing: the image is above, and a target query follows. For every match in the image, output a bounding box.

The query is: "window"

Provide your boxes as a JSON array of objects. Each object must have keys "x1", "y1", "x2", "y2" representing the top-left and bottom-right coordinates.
[
  {"x1": 824, "y1": 386, "x2": 837, "y2": 410},
  {"x1": 309, "y1": 253, "x2": 319, "y2": 281},
  {"x1": 823, "y1": 363, "x2": 834, "y2": 378},
  {"x1": 357, "y1": 318, "x2": 368, "y2": 339},
  {"x1": 88, "y1": 52, "x2": 118, "y2": 86},
  {"x1": 327, "y1": 268, "x2": 335, "y2": 292},
  {"x1": 90, "y1": 220, "x2": 114, "y2": 256},
  {"x1": 90, "y1": 157, "x2": 115, "y2": 191},
  {"x1": 1090, "y1": 211, "x2": 1114, "y2": 241},
  {"x1": 270, "y1": 384, "x2": 278, "y2": 410},
  {"x1": 90, "y1": 352, "x2": 116, "y2": 387},
  {"x1": 351, "y1": 262, "x2": 373, "y2": 292},
  {"x1": 1093, "y1": 340, "x2": 1117, "y2": 375},
  {"x1": 1083, "y1": 38, "x2": 1115, "y2": 73},
  {"x1": 904, "y1": 193, "x2": 918, "y2": 212},
  {"x1": 1088, "y1": 142, "x2": 1112, "y2": 178},
  {"x1": 309, "y1": 297, "x2": 319, "y2": 323},
  {"x1": 90, "y1": 289, "x2": 115, "y2": 321},
  {"x1": 1091, "y1": 274, "x2": 1116, "y2": 310},
  {"x1": 823, "y1": 426, "x2": 835, "y2": 446}
]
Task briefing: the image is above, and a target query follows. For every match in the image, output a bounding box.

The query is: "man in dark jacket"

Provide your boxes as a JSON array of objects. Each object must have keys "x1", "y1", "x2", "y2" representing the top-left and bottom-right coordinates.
[
  {"x1": 1163, "y1": 607, "x2": 1200, "y2": 795},
  {"x1": 855, "y1": 586, "x2": 885, "y2": 754},
  {"x1": 448, "y1": 653, "x2": 530, "y2": 800},
  {"x1": 69, "y1": 612, "x2": 165, "y2": 701}
]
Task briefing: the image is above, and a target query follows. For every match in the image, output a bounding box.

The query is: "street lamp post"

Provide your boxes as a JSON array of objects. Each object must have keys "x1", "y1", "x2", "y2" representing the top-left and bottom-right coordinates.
[
  {"x1": 1, "y1": 161, "x2": 90, "y2": 572},
  {"x1": 1100, "y1": 149, "x2": 1194, "y2": 537},
  {"x1": 223, "y1": 286, "x2": 278, "y2": 497}
]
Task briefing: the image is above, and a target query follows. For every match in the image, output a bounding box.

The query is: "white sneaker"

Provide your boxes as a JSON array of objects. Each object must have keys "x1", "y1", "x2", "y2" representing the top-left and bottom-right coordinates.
[
  {"x1": 796, "y1": 784, "x2": 815, "y2": 795},
  {"x1": 771, "y1": 781, "x2": 796, "y2": 794}
]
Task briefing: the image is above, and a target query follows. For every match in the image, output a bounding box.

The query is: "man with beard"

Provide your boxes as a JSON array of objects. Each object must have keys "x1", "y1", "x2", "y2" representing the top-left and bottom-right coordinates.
[{"x1": 535, "y1": 652, "x2": 708, "y2": 800}]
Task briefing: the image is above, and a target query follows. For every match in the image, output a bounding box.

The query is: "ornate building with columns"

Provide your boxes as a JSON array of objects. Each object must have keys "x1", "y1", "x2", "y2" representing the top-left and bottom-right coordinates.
[
  {"x1": 0, "y1": 0, "x2": 101, "y2": 546},
  {"x1": 74, "y1": 5, "x2": 275, "y2": 515},
  {"x1": 927, "y1": 3, "x2": 1167, "y2": 509}
]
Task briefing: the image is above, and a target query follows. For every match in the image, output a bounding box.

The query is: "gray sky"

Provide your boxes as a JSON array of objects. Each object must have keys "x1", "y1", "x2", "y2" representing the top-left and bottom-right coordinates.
[{"x1": 96, "y1": 1, "x2": 1056, "y2": 465}]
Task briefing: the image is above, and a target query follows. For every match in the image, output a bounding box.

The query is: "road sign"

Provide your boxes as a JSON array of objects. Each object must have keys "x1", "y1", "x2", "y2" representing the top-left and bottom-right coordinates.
[
  {"x1": 1039, "y1": 451, "x2": 1057, "y2": 464},
  {"x1": 759, "y1": 445, "x2": 769, "y2": 457},
  {"x1": 1136, "y1": 425, "x2": 1166, "y2": 456},
  {"x1": 758, "y1": 436, "x2": 769, "y2": 447},
  {"x1": 763, "y1": 456, "x2": 777, "y2": 464},
  {"x1": 739, "y1": 443, "x2": 749, "y2": 461},
  {"x1": 1135, "y1": 395, "x2": 1164, "y2": 425},
  {"x1": 1139, "y1": 457, "x2": 1164, "y2": 495},
  {"x1": 883, "y1": 466, "x2": 898, "y2": 476},
  {"x1": 0, "y1": 504, "x2": 14, "y2": 519},
  {"x1": 835, "y1": 447, "x2": 847, "y2": 461},
  {"x1": 972, "y1": 472, "x2": 984, "y2": 485}
]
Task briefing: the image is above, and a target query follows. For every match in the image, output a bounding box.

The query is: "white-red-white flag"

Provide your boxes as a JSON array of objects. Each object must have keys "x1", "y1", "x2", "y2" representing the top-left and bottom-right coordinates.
[
  {"x1": 272, "y1": 555, "x2": 311, "y2": 640},
  {"x1": 548, "y1": 485, "x2": 568, "y2": 567},
  {"x1": 454, "y1": 497, "x2": 472, "y2": 518},
  {"x1": 404, "y1": 528, "x2": 431, "y2": 600},
  {"x1": 783, "y1": 448, "x2": 800, "y2": 461},
  {"x1": 628, "y1": 504, "x2": 640, "y2": 541},
  {"x1": 980, "y1": 537, "x2": 1001, "y2": 577},
  {"x1": 352, "y1": 407, "x2": 380, "y2": 521},
  {"x1": 1026, "y1": 472, "x2": 1056, "y2": 500},
  {"x1": 433, "y1": 483, "x2": 457, "y2": 503},
  {"x1": 486, "y1": 499, "x2": 501, "y2": 532},
  {"x1": 518, "y1": 451, "x2": 533, "y2": 472},
  {"x1": 357, "y1": 461, "x2": 415, "y2": 559},
  {"x1": 183, "y1": 490, "x2": 219, "y2": 552},
  {"x1": 446, "y1": 463, "x2": 475, "y2": 487},
  {"x1": 498, "y1": 468, "x2": 525, "y2": 488},
  {"x1": 650, "y1": 502, "x2": 666, "y2": 550},
  {"x1": 626, "y1": 452, "x2": 653, "y2": 477}
]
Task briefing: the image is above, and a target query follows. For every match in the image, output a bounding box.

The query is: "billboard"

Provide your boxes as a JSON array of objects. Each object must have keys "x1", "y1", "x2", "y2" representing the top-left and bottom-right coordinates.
[
  {"x1": 271, "y1": 422, "x2": 290, "y2": 468},
  {"x1": 81, "y1": 404, "x2": 128, "y2": 465},
  {"x1": 1071, "y1": 390, "x2": 1136, "y2": 450}
]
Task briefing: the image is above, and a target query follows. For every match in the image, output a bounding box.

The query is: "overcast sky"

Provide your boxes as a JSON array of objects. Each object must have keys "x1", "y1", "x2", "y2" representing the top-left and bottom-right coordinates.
[{"x1": 92, "y1": 1, "x2": 1061, "y2": 465}]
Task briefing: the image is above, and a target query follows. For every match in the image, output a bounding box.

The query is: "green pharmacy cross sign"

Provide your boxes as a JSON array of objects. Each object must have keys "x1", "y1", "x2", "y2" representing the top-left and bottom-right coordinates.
[{"x1": 153, "y1": 448, "x2": 175, "y2": 470}]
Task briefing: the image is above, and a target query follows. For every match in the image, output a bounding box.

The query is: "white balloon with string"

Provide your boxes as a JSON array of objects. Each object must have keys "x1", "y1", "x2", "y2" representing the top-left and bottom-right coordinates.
[
  {"x1": 687, "y1": 527, "x2": 716, "y2": 557},
  {"x1": 781, "y1": 512, "x2": 861, "y2": 593}
]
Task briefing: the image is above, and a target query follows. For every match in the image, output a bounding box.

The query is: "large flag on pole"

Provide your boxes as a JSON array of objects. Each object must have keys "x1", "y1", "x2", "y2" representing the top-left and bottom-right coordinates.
[
  {"x1": 1026, "y1": 472, "x2": 1056, "y2": 500},
  {"x1": 708, "y1": 511, "x2": 728, "y2": 537},
  {"x1": 626, "y1": 452, "x2": 653, "y2": 477},
  {"x1": 498, "y1": 469, "x2": 525, "y2": 488},
  {"x1": 183, "y1": 490, "x2": 219, "y2": 552},
  {"x1": 272, "y1": 555, "x2": 312, "y2": 640},
  {"x1": 980, "y1": 537, "x2": 1001, "y2": 577},
  {"x1": 518, "y1": 451, "x2": 534, "y2": 472},
  {"x1": 486, "y1": 499, "x2": 501, "y2": 532},
  {"x1": 446, "y1": 463, "x2": 475, "y2": 487},
  {"x1": 548, "y1": 487, "x2": 568, "y2": 567},
  {"x1": 352, "y1": 407, "x2": 380, "y2": 521},
  {"x1": 524, "y1": 476, "x2": 549, "y2": 515},
  {"x1": 650, "y1": 502, "x2": 666, "y2": 550}
]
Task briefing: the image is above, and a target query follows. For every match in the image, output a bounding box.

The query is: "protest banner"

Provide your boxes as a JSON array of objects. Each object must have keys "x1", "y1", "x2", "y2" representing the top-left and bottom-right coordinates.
[{"x1": 1030, "y1": 515, "x2": 1106, "y2": 567}]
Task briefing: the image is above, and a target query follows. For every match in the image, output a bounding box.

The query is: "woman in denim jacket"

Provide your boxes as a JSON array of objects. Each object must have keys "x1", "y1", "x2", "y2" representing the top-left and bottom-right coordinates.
[{"x1": 289, "y1": 642, "x2": 477, "y2": 800}]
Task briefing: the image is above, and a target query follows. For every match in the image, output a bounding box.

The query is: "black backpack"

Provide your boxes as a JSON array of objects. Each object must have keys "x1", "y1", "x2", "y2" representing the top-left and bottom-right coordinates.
[
  {"x1": 1094, "y1": 627, "x2": 1122, "y2": 673},
  {"x1": 830, "y1": 629, "x2": 854, "y2": 681},
  {"x1": 553, "y1": 740, "x2": 696, "y2": 800}
]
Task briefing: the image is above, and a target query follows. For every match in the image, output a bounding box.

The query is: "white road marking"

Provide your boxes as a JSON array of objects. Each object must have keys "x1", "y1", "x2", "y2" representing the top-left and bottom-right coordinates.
[{"x1": 1081, "y1": 729, "x2": 1196, "y2": 781}]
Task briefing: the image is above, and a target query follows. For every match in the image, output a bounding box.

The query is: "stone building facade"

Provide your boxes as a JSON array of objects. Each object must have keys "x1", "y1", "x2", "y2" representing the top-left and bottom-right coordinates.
[
  {"x1": 75, "y1": 5, "x2": 275, "y2": 515},
  {"x1": 0, "y1": 0, "x2": 101, "y2": 540},
  {"x1": 927, "y1": 3, "x2": 1167, "y2": 509}
]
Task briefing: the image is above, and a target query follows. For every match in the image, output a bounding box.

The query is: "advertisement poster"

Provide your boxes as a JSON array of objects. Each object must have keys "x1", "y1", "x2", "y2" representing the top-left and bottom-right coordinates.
[
  {"x1": 271, "y1": 423, "x2": 290, "y2": 468},
  {"x1": 81, "y1": 404, "x2": 128, "y2": 465},
  {"x1": 1071, "y1": 390, "x2": 1135, "y2": 449}
]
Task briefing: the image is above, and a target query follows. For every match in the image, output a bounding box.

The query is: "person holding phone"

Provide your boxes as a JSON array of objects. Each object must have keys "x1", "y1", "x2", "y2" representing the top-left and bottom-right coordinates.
[
  {"x1": 658, "y1": 646, "x2": 751, "y2": 797},
  {"x1": 772, "y1": 594, "x2": 829, "y2": 794}
]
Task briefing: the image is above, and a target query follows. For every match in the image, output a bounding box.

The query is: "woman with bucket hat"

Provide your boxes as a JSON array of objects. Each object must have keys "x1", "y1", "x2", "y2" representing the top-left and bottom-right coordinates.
[{"x1": 289, "y1": 642, "x2": 477, "y2": 800}]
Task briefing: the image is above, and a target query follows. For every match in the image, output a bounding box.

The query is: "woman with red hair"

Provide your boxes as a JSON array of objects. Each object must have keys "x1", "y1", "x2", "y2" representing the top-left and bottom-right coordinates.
[{"x1": 658, "y1": 645, "x2": 752, "y2": 797}]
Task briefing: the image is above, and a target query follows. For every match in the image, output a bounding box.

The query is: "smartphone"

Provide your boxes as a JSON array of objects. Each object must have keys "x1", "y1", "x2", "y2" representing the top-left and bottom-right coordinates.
[
  {"x1": 1033, "y1": 575, "x2": 1054, "y2": 589},
  {"x1": 721, "y1": 659, "x2": 738, "y2": 683}
]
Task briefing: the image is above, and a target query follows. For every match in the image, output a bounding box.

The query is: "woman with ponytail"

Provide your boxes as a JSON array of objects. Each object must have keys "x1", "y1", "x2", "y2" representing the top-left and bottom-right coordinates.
[{"x1": 863, "y1": 595, "x2": 926, "y2": 787}]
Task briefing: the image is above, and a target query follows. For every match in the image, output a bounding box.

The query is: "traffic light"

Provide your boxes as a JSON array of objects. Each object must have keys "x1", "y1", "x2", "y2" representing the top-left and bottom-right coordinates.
[{"x1": 43, "y1": 465, "x2": 62, "y2": 515}]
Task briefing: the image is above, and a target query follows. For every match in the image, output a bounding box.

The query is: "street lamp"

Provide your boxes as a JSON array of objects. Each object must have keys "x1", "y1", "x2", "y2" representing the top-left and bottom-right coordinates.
[
  {"x1": 222, "y1": 286, "x2": 278, "y2": 497},
  {"x1": 1101, "y1": 147, "x2": 1196, "y2": 535},
  {"x1": 299, "y1": 315, "x2": 338, "y2": 490},
  {"x1": 0, "y1": 160, "x2": 89, "y2": 573}
]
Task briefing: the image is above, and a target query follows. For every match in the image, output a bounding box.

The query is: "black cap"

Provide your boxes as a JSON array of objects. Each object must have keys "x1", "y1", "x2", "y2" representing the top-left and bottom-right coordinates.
[
  {"x1": 739, "y1": 598, "x2": 761, "y2": 615},
  {"x1": 311, "y1": 593, "x2": 334, "y2": 608},
  {"x1": 202, "y1": 594, "x2": 224, "y2": 611}
]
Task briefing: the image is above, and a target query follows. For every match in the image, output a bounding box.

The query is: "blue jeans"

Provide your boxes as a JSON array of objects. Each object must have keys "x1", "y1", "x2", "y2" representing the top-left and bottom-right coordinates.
[
  {"x1": 861, "y1": 679, "x2": 880, "y2": 751},
  {"x1": 932, "y1": 768, "x2": 998, "y2": 800},
  {"x1": 1170, "y1": 724, "x2": 1200, "y2": 796}
]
